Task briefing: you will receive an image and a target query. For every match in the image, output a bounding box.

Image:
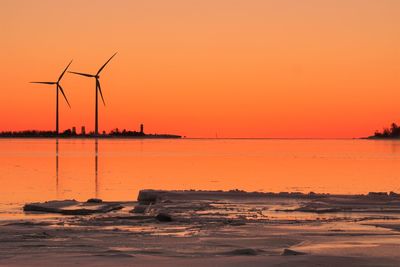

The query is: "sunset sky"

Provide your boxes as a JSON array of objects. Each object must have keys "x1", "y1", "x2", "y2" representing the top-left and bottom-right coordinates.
[{"x1": 1, "y1": 0, "x2": 399, "y2": 138}]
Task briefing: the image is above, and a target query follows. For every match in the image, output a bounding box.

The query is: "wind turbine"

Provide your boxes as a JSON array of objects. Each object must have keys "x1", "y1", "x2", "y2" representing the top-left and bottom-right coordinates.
[
  {"x1": 31, "y1": 60, "x2": 72, "y2": 134},
  {"x1": 69, "y1": 53, "x2": 117, "y2": 136}
]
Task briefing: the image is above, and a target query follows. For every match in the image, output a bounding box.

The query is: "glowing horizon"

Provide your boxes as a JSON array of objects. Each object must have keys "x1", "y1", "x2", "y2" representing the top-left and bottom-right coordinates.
[{"x1": 1, "y1": 0, "x2": 399, "y2": 138}]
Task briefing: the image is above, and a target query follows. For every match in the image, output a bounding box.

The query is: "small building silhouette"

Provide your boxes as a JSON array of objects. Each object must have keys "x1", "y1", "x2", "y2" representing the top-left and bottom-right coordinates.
[
  {"x1": 81, "y1": 126, "x2": 86, "y2": 135},
  {"x1": 72, "y1": 127, "x2": 76, "y2": 135},
  {"x1": 140, "y1": 124, "x2": 144, "y2": 134}
]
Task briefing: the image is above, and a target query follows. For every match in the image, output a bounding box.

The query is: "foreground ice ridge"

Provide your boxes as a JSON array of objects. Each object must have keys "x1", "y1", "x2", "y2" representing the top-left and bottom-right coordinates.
[{"x1": 2, "y1": 189, "x2": 398, "y2": 266}]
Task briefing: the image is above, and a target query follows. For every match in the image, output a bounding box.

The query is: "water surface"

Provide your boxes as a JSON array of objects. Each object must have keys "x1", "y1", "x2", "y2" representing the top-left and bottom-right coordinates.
[{"x1": 0, "y1": 138, "x2": 399, "y2": 205}]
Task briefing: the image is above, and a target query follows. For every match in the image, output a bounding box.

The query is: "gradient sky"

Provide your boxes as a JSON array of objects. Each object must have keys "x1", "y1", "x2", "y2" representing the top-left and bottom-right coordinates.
[{"x1": 0, "y1": 0, "x2": 399, "y2": 138}]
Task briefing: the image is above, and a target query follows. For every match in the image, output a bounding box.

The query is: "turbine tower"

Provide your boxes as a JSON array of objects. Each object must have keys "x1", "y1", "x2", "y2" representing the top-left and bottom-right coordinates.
[
  {"x1": 31, "y1": 60, "x2": 72, "y2": 134},
  {"x1": 69, "y1": 53, "x2": 117, "y2": 136}
]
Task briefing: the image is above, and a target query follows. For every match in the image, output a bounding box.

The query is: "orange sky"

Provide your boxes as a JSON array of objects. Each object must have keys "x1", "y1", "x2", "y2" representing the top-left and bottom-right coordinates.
[{"x1": 0, "y1": 0, "x2": 399, "y2": 138}]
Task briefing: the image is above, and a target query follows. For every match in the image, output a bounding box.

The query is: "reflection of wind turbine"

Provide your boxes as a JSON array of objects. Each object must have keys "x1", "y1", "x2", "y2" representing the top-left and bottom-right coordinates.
[
  {"x1": 30, "y1": 60, "x2": 72, "y2": 134},
  {"x1": 69, "y1": 53, "x2": 117, "y2": 135},
  {"x1": 55, "y1": 139, "x2": 59, "y2": 199},
  {"x1": 95, "y1": 139, "x2": 99, "y2": 198}
]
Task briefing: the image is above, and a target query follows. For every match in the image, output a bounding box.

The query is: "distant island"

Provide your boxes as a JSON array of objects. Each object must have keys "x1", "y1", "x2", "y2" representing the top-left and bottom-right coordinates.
[
  {"x1": 367, "y1": 122, "x2": 400, "y2": 139},
  {"x1": 0, "y1": 124, "x2": 181, "y2": 139}
]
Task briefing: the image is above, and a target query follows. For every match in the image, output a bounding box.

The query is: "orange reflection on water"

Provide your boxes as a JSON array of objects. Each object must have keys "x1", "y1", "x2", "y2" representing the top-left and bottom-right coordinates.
[{"x1": 0, "y1": 139, "x2": 400, "y2": 204}]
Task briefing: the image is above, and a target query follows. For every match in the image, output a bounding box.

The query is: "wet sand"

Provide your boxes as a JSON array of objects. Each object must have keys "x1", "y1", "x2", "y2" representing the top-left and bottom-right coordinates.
[{"x1": 1, "y1": 190, "x2": 400, "y2": 266}]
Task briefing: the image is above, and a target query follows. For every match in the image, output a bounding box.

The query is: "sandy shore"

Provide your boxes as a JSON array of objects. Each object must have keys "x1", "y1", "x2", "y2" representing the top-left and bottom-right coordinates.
[{"x1": 1, "y1": 190, "x2": 400, "y2": 266}]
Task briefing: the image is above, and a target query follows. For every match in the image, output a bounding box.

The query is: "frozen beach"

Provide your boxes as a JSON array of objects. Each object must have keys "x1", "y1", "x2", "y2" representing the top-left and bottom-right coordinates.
[{"x1": 1, "y1": 190, "x2": 400, "y2": 266}]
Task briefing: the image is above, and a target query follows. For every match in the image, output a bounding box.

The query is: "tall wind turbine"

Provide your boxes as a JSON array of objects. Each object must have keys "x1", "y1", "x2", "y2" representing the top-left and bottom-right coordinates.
[
  {"x1": 31, "y1": 60, "x2": 72, "y2": 134},
  {"x1": 69, "y1": 53, "x2": 117, "y2": 136}
]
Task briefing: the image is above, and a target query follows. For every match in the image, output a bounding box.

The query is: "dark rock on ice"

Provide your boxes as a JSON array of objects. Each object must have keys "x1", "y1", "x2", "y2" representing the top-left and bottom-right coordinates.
[
  {"x1": 224, "y1": 248, "x2": 261, "y2": 256},
  {"x1": 155, "y1": 213, "x2": 172, "y2": 222},
  {"x1": 281, "y1": 248, "x2": 306, "y2": 256},
  {"x1": 87, "y1": 198, "x2": 103, "y2": 203}
]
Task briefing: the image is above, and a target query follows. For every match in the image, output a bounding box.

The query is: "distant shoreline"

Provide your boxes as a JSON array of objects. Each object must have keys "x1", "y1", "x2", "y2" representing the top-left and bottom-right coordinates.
[
  {"x1": 0, "y1": 135, "x2": 181, "y2": 139},
  {"x1": 0, "y1": 128, "x2": 182, "y2": 139},
  {"x1": 362, "y1": 136, "x2": 400, "y2": 140},
  {"x1": 2, "y1": 136, "x2": 400, "y2": 140}
]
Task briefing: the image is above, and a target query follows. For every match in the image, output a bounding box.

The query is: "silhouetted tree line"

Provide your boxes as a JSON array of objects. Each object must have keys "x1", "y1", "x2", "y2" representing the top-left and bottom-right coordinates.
[
  {"x1": 373, "y1": 123, "x2": 400, "y2": 138},
  {"x1": 0, "y1": 129, "x2": 84, "y2": 137},
  {"x1": 109, "y1": 128, "x2": 145, "y2": 137},
  {"x1": 0, "y1": 130, "x2": 57, "y2": 137},
  {"x1": 0, "y1": 129, "x2": 180, "y2": 138}
]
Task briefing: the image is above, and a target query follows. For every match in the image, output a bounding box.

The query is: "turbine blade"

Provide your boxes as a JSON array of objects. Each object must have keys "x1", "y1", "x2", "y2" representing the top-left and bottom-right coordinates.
[
  {"x1": 68, "y1": 71, "x2": 95, "y2": 77},
  {"x1": 30, "y1": 81, "x2": 56, "y2": 85},
  {"x1": 58, "y1": 85, "x2": 71, "y2": 108},
  {"x1": 58, "y1": 60, "x2": 73, "y2": 82},
  {"x1": 96, "y1": 80, "x2": 106, "y2": 106},
  {"x1": 96, "y1": 52, "x2": 117, "y2": 75}
]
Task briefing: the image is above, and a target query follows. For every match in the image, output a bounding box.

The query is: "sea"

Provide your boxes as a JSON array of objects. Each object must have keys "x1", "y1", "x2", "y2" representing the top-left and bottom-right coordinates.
[{"x1": 0, "y1": 138, "x2": 399, "y2": 207}]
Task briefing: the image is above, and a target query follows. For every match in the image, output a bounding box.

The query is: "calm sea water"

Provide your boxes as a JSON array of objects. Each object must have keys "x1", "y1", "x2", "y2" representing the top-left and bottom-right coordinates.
[{"x1": 0, "y1": 138, "x2": 399, "y2": 205}]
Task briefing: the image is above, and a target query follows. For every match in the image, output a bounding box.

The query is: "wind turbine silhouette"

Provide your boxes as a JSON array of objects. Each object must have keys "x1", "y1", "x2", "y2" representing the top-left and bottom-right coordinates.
[
  {"x1": 30, "y1": 60, "x2": 72, "y2": 134},
  {"x1": 69, "y1": 53, "x2": 117, "y2": 135}
]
